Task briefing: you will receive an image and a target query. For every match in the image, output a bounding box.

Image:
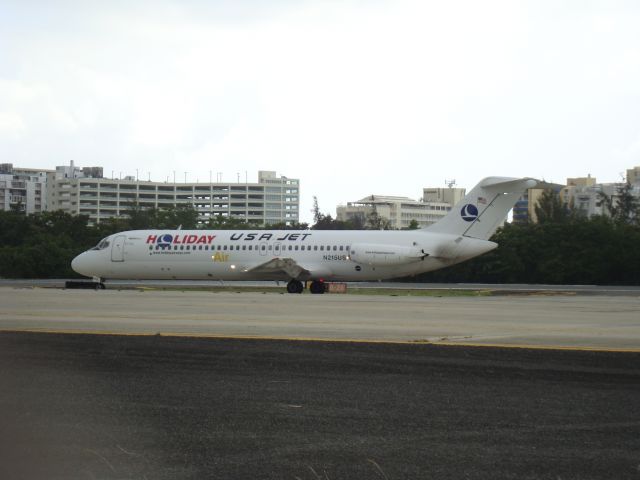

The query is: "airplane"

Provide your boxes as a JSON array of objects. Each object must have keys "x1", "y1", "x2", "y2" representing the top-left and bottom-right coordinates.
[{"x1": 71, "y1": 176, "x2": 537, "y2": 293}]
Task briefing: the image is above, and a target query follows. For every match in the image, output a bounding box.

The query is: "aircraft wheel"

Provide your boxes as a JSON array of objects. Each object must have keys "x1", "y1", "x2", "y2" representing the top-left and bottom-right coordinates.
[
  {"x1": 286, "y1": 280, "x2": 304, "y2": 294},
  {"x1": 309, "y1": 281, "x2": 325, "y2": 294}
]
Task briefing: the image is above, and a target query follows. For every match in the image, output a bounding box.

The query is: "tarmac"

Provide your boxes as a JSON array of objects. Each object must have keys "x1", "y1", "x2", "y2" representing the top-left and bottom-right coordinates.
[
  {"x1": 1, "y1": 332, "x2": 639, "y2": 479},
  {"x1": 0, "y1": 286, "x2": 639, "y2": 350},
  {"x1": 1, "y1": 286, "x2": 639, "y2": 479}
]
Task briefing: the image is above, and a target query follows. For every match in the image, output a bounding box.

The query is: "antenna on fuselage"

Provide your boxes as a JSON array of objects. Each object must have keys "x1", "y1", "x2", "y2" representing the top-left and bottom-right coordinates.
[{"x1": 177, "y1": 225, "x2": 182, "y2": 230}]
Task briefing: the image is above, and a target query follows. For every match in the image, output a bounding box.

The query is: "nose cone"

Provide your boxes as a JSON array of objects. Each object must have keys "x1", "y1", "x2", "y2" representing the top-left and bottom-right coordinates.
[{"x1": 71, "y1": 252, "x2": 93, "y2": 277}]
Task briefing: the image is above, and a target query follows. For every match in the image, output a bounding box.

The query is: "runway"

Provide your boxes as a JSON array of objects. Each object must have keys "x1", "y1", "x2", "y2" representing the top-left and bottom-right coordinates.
[
  {"x1": 1, "y1": 332, "x2": 639, "y2": 479},
  {"x1": 0, "y1": 286, "x2": 639, "y2": 350},
  {"x1": 2, "y1": 278, "x2": 640, "y2": 295},
  {"x1": 2, "y1": 287, "x2": 639, "y2": 478}
]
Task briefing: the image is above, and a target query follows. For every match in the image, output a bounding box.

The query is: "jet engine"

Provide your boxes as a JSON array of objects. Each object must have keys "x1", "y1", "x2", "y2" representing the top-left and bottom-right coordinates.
[{"x1": 349, "y1": 243, "x2": 427, "y2": 266}]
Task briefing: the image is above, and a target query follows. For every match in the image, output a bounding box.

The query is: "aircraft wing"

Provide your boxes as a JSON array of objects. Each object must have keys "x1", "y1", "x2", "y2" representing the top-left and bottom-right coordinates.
[{"x1": 245, "y1": 257, "x2": 312, "y2": 279}]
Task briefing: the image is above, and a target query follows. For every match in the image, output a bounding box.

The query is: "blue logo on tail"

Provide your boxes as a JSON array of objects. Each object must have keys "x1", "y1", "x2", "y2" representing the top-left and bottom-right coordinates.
[{"x1": 460, "y1": 204, "x2": 479, "y2": 222}]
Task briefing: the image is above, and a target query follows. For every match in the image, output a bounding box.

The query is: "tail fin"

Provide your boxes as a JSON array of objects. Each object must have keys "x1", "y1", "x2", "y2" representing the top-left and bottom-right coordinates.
[{"x1": 425, "y1": 177, "x2": 538, "y2": 240}]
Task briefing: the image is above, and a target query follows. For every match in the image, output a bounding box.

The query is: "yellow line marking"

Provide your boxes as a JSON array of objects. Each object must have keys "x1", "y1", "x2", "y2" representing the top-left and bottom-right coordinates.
[{"x1": 1, "y1": 328, "x2": 639, "y2": 353}]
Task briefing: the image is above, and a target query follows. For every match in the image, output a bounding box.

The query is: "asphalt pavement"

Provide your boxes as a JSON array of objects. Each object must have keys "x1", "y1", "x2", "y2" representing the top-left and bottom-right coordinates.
[
  {"x1": 1, "y1": 332, "x2": 639, "y2": 479},
  {"x1": 2, "y1": 288, "x2": 638, "y2": 350}
]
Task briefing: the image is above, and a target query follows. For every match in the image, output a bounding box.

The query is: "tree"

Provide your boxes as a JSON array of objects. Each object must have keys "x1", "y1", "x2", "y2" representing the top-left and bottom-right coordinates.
[
  {"x1": 204, "y1": 213, "x2": 253, "y2": 229},
  {"x1": 156, "y1": 204, "x2": 199, "y2": 229},
  {"x1": 124, "y1": 201, "x2": 158, "y2": 229},
  {"x1": 365, "y1": 205, "x2": 391, "y2": 230},
  {"x1": 312, "y1": 214, "x2": 354, "y2": 230},
  {"x1": 310, "y1": 196, "x2": 359, "y2": 230},
  {"x1": 597, "y1": 182, "x2": 639, "y2": 225},
  {"x1": 312, "y1": 196, "x2": 324, "y2": 224},
  {"x1": 266, "y1": 221, "x2": 310, "y2": 230},
  {"x1": 534, "y1": 189, "x2": 570, "y2": 224},
  {"x1": 406, "y1": 219, "x2": 420, "y2": 230}
]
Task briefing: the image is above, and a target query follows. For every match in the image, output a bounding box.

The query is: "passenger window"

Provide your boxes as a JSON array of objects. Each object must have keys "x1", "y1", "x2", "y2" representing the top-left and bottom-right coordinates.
[
  {"x1": 339, "y1": 246, "x2": 343, "y2": 251},
  {"x1": 249, "y1": 245, "x2": 253, "y2": 251},
  {"x1": 314, "y1": 245, "x2": 318, "y2": 251},
  {"x1": 261, "y1": 245, "x2": 266, "y2": 251},
  {"x1": 242, "y1": 245, "x2": 246, "y2": 251},
  {"x1": 320, "y1": 246, "x2": 324, "y2": 251},
  {"x1": 180, "y1": 246, "x2": 184, "y2": 250},
  {"x1": 333, "y1": 246, "x2": 337, "y2": 251},
  {"x1": 294, "y1": 245, "x2": 299, "y2": 251},
  {"x1": 174, "y1": 246, "x2": 178, "y2": 250}
]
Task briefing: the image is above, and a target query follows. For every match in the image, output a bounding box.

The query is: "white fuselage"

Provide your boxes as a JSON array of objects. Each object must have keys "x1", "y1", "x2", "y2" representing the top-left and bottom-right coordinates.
[{"x1": 71, "y1": 229, "x2": 497, "y2": 282}]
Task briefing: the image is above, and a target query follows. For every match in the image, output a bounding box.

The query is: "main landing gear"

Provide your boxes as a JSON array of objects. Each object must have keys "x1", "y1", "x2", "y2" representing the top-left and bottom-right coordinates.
[
  {"x1": 309, "y1": 280, "x2": 326, "y2": 294},
  {"x1": 286, "y1": 280, "x2": 304, "y2": 294},
  {"x1": 286, "y1": 279, "x2": 326, "y2": 294}
]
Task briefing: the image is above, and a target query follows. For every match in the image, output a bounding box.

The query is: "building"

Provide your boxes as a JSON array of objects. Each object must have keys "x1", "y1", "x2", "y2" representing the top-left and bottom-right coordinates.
[
  {"x1": 515, "y1": 176, "x2": 607, "y2": 224},
  {"x1": 558, "y1": 175, "x2": 599, "y2": 216},
  {"x1": 516, "y1": 168, "x2": 640, "y2": 223},
  {"x1": 561, "y1": 176, "x2": 640, "y2": 219},
  {"x1": 422, "y1": 187, "x2": 466, "y2": 206},
  {"x1": 627, "y1": 166, "x2": 640, "y2": 185},
  {"x1": 336, "y1": 187, "x2": 465, "y2": 229},
  {"x1": 512, "y1": 181, "x2": 565, "y2": 224},
  {"x1": 0, "y1": 164, "x2": 52, "y2": 214},
  {"x1": 46, "y1": 164, "x2": 299, "y2": 226}
]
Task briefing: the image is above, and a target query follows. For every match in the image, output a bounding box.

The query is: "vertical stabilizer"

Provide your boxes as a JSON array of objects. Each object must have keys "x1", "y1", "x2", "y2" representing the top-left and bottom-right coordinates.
[{"x1": 425, "y1": 177, "x2": 538, "y2": 240}]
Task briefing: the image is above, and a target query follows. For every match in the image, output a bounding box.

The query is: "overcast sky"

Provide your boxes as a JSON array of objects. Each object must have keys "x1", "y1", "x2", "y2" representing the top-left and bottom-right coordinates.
[{"x1": 1, "y1": 0, "x2": 639, "y2": 223}]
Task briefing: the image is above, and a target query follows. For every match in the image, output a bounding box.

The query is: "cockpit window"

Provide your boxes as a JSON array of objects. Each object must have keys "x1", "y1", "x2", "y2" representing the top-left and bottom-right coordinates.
[{"x1": 91, "y1": 237, "x2": 111, "y2": 251}]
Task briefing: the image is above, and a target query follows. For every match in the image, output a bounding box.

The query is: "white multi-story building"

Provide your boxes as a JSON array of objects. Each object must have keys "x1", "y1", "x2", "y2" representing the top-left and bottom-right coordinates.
[
  {"x1": 0, "y1": 164, "x2": 52, "y2": 214},
  {"x1": 561, "y1": 180, "x2": 640, "y2": 218},
  {"x1": 422, "y1": 187, "x2": 466, "y2": 206},
  {"x1": 336, "y1": 187, "x2": 465, "y2": 229},
  {"x1": 47, "y1": 165, "x2": 299, "y2": 226},
  {"x1": 556, "y1": 168, "x2": 640, "y2": 219}
]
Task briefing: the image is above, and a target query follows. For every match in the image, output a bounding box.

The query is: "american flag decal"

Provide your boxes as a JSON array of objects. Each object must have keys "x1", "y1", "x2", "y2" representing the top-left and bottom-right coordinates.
[{"x1": 478, "y1": 196, "x2": 487, "y2": 205}]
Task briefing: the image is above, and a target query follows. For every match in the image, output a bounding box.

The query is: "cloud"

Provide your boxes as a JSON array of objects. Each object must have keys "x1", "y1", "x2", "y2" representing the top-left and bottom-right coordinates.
[
  {"x1": 1, "y1": 0, "x2": 639, "y2": 221},
  {"x1": 0, "y1": 111, "x2": 26, "y2": 140}
]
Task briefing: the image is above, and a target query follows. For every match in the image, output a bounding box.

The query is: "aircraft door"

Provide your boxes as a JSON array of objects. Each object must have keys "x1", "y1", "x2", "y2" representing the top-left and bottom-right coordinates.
[
  {"x1": 259, "y1": 242, "x2": 268, "y2": 256},
  {"x1": 111, "y1": 235, "x2": 126, "y2": 262}
]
